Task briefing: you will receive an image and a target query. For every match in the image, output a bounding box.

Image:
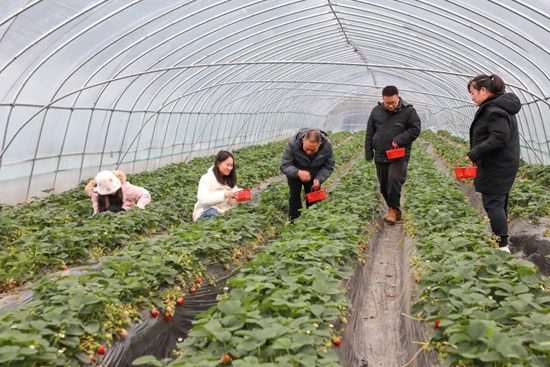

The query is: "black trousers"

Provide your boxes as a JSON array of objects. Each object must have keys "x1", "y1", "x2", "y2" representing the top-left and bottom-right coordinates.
[
  {"x1": 106, "y1": 205, "x2": 125, "y2": 213},
  {"x1": 482, "y1": 193, "x2": 509, "y2": 246},
  {"x1": 288, "y1": 176, "x2": 320, "y2": 219},
  {"x1": 375, "y1": 160, "x2": 408, "y2": 210}
]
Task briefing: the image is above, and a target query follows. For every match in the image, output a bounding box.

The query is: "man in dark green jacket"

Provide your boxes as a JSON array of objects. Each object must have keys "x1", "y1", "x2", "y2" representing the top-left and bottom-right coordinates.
[
  {"x1": 365, "y1": 86, "x2": 421, "y2": 223},
  {"x1": 281, "y1": 128, "x2": 335, "y2": 220}
]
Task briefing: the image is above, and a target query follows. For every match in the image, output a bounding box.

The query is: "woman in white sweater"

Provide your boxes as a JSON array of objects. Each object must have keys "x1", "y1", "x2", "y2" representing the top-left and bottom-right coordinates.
[{"x1": 193, "y1": 151, "x2": 241, "y2": 221}]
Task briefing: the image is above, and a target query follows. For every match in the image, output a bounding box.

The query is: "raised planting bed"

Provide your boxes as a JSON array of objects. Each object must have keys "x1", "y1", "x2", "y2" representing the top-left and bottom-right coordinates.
[
  {"x1": 403, "y1": 143, "x2": 550, "y2": 366},
  {"x1": 0, "y1": 133, "x2": 364, "y2": 366}
]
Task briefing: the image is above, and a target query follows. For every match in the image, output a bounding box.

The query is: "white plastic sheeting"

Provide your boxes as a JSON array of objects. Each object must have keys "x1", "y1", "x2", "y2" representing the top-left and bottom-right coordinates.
[{"x1": 0, "y1": 0, "x2": 549, "y2": 204}]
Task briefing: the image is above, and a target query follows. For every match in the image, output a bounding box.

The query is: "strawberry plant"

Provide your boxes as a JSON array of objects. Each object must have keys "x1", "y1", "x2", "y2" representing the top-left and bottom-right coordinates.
[
  {"x1": 130, "y1": 158, "x2": 381, "y2": 366},
  {"x1": 404, "y1": 143, "x2": 550, "y2": 366},
  {"x1": 0, "y1": 132, "x2": 362, "y2": 366},
  {"x1": 421, "y1": 130, "x2": 550, "y2": 222}
]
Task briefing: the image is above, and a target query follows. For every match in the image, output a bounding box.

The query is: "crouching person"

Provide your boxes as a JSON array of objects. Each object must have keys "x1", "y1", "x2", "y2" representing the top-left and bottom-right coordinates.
[
  {"x1": 193, "y1": 151, "x2": 240, "y2": 222},
  {"x1": 280, "y1": 128, "x2": 335, "y2": 221},
  {"x1": 85, "y1": 170, "x2": 151, "y2": 214}
]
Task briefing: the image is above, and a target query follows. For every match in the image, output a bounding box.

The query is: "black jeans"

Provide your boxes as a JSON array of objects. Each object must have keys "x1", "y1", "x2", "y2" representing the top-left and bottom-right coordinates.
[
  {"x1": 106, "y1": 205, "x2": 125, "y2": 213},
  {"x1": 375, "y1": 160, "x2": 408, "y2": 210},
  {"x1": 482, "y1": 193, "x2": 509, "y2": 247},
  {"x1": 288, "y1": 176, "x2": 320, "y2": 220}
]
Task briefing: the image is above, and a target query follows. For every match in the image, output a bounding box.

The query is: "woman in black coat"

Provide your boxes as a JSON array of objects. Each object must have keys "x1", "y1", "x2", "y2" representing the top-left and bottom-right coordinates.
[{"x1": 466, "y1": 74, "x2": 521, "y2": 253}]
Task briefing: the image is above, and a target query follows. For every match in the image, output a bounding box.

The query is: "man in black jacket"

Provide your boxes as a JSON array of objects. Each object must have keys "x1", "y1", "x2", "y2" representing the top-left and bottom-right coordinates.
[
  {"x1": 365, "y1": 86, "x2": 421, "y2": 223},
  {"x1": 280, "y1": 128, "x2": 335, "y2": 220}
]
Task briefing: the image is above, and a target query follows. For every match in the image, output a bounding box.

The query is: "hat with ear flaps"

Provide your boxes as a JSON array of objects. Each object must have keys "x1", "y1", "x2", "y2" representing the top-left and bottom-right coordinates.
[{"x1": 95, "y1": 170, "x2": 122, "y2": 195}]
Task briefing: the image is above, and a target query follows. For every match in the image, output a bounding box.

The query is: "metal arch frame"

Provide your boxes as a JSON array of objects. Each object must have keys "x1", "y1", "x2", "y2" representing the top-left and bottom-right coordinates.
[
  {"x1": 114, "y1": 68, "x2": 475, "y2": 168},
  {"x1": 124, "y1": 27, "x2": 345, "y2": 171},
  {"x1": 0, "y1": 0, "x2": 111, "y2": 76},
  {"x1": 73, "y1": 0, "x2": 279, "y2": 181},
  {"x1": 345, "y1": 0, "x2": 550, "y2": 153},
  {"x1": 4, "y1": 60, "x2": 549, "y2": 161},
  {"x1": 67, "y1": 5, "x2": 338, "y2": 179},
  {"x1": 326, "y1": 0, "x2": 377, "y2": 85},
  {"x1": 0, "y1": 0, "x2": 144, "y2": 154},
  {"x1": 0, "y1": 1, "x2": 43, "y2": 27},
  {"x1": 116, "y1": 48, "x2": 371, "y2": 168},
  {"x1": 4, "y1": 0, "x2": 528, "y2": 170},
  {"x1": 2, "y1": 1, "x2": 550, "y2": 198},
  {"x1": 339, "y1": 3, "x2": 550, "y2": 155}
]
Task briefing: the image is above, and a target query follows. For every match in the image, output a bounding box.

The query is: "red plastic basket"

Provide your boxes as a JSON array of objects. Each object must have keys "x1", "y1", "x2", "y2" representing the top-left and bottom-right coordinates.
[
  {"x1": 306, "y1": 188, "x2": 327, "y2": 203},
  {"x1": 235, "y1": 189, "x2": 251, "y2": 202},
  {"x1": 455, "y1": 159, "x2": 477, "y2": 179},
  {"x1": 386, "y1": 146, "x2": 405, "y2": 159}
]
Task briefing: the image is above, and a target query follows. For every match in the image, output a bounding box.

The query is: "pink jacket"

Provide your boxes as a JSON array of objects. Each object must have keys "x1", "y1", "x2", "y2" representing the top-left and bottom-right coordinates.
[{"x1": 91, "y1": 182, "x2": 151, "y2": 214}]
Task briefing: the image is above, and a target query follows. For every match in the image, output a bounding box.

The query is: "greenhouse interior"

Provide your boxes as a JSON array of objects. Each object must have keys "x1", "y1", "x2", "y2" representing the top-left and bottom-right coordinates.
[{"x1": 1, "y1": 0, "x2": 550, "y2": 366}]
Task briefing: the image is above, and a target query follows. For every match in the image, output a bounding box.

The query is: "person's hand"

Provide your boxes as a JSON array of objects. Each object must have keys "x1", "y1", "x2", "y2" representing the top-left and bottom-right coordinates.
[
  {"x1": 392, "y1": 141, "x2": 399, "y2": 148},
  {"x1": 298, "y1": 170, "x2": 311, "y2": 182},
  {"x1": 224, "y1": 191, "x2": 237, "y2": 199},
  {"x1": 312, "y1": 179, "x2": 320, "y2": 190}
]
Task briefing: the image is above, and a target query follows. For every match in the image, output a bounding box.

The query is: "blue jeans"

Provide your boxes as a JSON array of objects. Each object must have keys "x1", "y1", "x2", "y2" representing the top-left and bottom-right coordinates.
[{"x1": 200, "y1": 208, "x2": 219, "y2": 218}]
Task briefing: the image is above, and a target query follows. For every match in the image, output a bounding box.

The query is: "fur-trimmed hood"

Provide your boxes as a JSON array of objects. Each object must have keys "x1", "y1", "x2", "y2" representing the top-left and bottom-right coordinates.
[{"x1": 85, "y1": 170, "x2": 127, "y2": 198}]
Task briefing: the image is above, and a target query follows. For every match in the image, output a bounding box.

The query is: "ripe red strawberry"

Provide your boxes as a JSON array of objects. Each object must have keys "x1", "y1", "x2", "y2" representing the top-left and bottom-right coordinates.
[
  {"x1": 434, "y1": 320, "x2": 441, "y2": 329},
  {"x1": 152, "y1": 310, "x2": 159, "y2": 317},
  {"x1": 362, "y1": 245, "x2": 366, "y2": 251},
  {"x1": 358, "y1": 241, "x2": 361, "y2": 245},
  {"x1": 362, "y1": 260, "x2": 366, "y2": 265},
  {"x1": 248, "y1": 255, "x2": 252, "y2": 261},
  {"x1": 333, "y1": 337, "x2": 341, "y2": 346},
  {"x1": 265, "y1": 180, "x2": 268, "y2": 183},
  {"x1": 177, "y1": 298, "x2": 184, "y2": 305},
  {"x1": 167, "y1": 299, "x2": 173, "y2": 303},
  {"x1": 222, "y1": 355, "x2": 231, "y2": 363},
  {"x1": 236, "y1": 253, "x2": 241, "y2": 259},
  {"x1": 63, "y1": 265, "x2": 68, "y2": 270},
  {"x1": 134, "y1": 307, "x2": 139, "y2": 311},
  {"x1": 191, "y1": 288, "x2": 196, "y2": 294},
  {"x1": 166, "y1": 313, "x2": 172, "y2": 320},
  {"x1": 90, "y1": 355, "x2": 95, "y2": 362},
  {"x1": 259, "y1": 237, "x2": 263, "y2": 241},
  {"x1": 239, "y1": 247, "x2": 243, "y2": 252},
  {"x1": 415, "y1": 278, "x2": 418, "y2": 283},
  {"x1": 361, "y1": 226, "x2": 364, "y2": 230},
  {"x1": 97, "y1": 346, "x2": 105, "y2": 355},
  {"x1": 507, "y1": 219, "x2": 511, "y2": 223},
  {"x1": 273, "y1": 232, "x2": 276, "y2": 235},
  {"x1": 196, "y1": 277, "x2": 202, "y2": 284}
]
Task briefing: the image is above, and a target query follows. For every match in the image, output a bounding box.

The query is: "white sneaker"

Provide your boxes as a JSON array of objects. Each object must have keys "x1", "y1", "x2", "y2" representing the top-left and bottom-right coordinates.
[{"x1": 497, "y1": 246, "x2": 511, "y2": 254}]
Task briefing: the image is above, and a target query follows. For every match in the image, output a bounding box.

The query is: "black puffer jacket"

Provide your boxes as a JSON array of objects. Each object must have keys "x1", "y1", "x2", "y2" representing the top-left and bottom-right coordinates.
[
  {"x1": 467, "y1": 93, "x2": 521, "y2": 195},
  {"x1": 364, "y1": 99, "x2": 421, "y2": 162},
  {"x1": 280, "y1": 128, "x2": 335, "y2": 183}
]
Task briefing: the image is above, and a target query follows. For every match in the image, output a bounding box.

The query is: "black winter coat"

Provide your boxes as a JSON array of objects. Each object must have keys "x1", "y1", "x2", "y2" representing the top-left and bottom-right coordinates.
[
  {"x1": 364, "y1": 99, "x2": 421, "y2": 163},
  {"x1": 467, "y1": 93, "x2": 521, "y2": 195},
  {"x1": 280, "y1": 128, "x2": 335, "y2": 183}
]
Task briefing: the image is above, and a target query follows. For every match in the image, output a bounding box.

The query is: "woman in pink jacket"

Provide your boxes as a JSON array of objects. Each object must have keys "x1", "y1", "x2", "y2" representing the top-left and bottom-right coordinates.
[{"x1": 85, "y1": 170, "x2": 151, "y2": 214}]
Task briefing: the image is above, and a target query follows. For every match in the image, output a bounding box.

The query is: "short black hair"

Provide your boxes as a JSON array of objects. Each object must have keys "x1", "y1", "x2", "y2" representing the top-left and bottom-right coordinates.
[
  {"x1": 304, "y1": 131, "x2": 321, "y2": 143},
  {"x1": 382, "y1": 86, "x2": 399, "y2": 97},
  {"x1": 213, "y1": 150, "x2": 237, "y2": 188}
]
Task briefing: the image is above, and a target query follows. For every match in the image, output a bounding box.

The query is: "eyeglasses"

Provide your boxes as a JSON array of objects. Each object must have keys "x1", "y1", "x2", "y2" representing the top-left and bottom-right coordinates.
[{"x1": 384, "y1": 101, "x2": 399, "y2": 106}]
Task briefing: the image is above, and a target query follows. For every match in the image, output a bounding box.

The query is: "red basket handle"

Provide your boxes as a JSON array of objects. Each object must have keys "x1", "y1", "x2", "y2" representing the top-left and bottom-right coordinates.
[
  {"x1": 310, "y1": 187, "x2": 320, "y2": 193},
  {"x1": 455, "y1": 158, "x2": 477, "y2": 168},
  {"x1": 390, "y1": 145, "x2": 401, "y2": 150}
]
